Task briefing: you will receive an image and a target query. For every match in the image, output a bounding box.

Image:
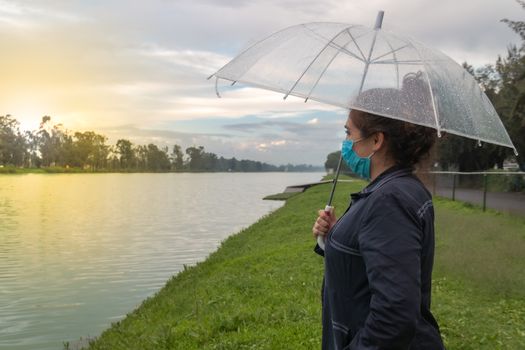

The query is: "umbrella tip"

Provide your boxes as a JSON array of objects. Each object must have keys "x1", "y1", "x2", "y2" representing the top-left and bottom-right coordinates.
[
  {"x1": 514, "y1": 148, "x2": 519, "y2": 156},
  {"x1": 374, "y1": 10, "x2": 385, "y2": 30}
]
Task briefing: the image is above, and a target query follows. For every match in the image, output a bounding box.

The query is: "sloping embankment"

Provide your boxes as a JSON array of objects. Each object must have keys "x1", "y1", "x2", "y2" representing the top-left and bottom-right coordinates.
[{"x1": 85, "y1": 180, "x2": 525, "y2": 350}]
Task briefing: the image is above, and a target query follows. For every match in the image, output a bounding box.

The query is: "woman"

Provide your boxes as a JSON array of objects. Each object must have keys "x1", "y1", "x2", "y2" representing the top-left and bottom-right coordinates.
[{"x1": 312, "y1": 102, "x2": 445, "y2": 349}]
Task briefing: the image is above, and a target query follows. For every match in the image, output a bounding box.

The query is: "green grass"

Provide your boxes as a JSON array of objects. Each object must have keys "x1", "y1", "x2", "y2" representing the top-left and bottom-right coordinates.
[
  {"x1": 0, "y1": 166, "x2": 46, "y2": 174},
  {"x1": 84, "y1": 181, "x2": 525, "y2": 350},
  {"x1": 0, "y1": 166, "x2": 97, "y2": 174}
]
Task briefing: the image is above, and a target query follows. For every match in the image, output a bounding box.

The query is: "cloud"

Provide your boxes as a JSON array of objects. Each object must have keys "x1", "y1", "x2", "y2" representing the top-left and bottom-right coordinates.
[
  {"x1": 155, "y1": 86, "x2": 342, "y2": 121},
  {"x1": 94, "y1": 111, "x2": 345, "y2": 165},
  {"x1": 1, "y1": 0, "x2": 522, "y2": 164},
  {"x1": 136, "y1": 45, "x2": 231, "y2": 75},
  {"x1": 256, "y1": 140, "x2": 291, "y2": 151},
  {"x1": 0, "y1": 0, "x2": 84, "y2": 28},
  {"x1": 223, "y1": 119, "x2": 324, "y2": 137}
]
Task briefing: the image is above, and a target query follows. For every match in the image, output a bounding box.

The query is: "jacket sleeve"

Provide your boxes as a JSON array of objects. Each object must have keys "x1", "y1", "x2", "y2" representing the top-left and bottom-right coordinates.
[{"x1": 349, "y1": 191, "x2": 422, "y2": 350}]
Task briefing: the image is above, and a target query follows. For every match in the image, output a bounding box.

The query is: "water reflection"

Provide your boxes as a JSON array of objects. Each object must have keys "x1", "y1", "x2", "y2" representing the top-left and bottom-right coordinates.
[{"x1": 0, "y1": 172, "x2": 322, "y2": 349}]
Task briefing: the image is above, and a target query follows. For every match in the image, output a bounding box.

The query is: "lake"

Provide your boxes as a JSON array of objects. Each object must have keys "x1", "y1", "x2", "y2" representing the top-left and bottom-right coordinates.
[{"x1": 0, "y1": 172, "x2": 324, "y2": 350}]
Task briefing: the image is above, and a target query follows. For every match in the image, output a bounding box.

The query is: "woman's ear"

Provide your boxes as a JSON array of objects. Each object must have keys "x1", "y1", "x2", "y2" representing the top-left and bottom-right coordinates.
[{"x1": 372, "y1": 132, "x2": 386, "y2": 152}]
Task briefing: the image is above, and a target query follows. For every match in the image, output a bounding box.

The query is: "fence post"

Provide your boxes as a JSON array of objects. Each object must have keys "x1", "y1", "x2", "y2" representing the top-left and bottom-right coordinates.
[
  {"x1": 452, "y1": 174, "x2": 457, "y2": 201},
  {"x1": 433, "y1": 173, "x2": 436, "y2": 196},
  {"x1": 483, "y1": 173, "x2": 488, "y2": 212}
]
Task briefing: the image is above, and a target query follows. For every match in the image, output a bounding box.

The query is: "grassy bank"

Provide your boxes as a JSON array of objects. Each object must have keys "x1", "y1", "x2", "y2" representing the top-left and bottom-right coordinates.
[
  {"x1": 83, "y1": 180, "x2": 525, "y2": 350},
  {"x1": 0, "y1": 166, "x2": 110, "y2": 174},
  {"x1": 0, "y1": 166, "x2": 321, "y2": 175}
]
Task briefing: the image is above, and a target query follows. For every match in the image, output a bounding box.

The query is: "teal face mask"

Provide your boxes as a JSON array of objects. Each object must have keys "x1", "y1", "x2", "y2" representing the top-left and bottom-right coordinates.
[{"x1": 341, "y1": 139, "x2": 374, "y2": 180}]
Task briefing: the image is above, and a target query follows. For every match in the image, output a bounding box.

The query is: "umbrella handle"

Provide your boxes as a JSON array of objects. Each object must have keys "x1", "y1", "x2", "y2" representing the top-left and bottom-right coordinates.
[{"x1": 316, "y1": 205, "x2": 333, "y2": 251}]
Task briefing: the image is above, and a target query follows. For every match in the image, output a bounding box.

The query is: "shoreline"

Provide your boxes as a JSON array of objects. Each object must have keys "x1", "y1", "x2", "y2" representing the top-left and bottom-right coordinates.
[{"x1": 0, "y1": 166, "x2": 325, "y2": 175}]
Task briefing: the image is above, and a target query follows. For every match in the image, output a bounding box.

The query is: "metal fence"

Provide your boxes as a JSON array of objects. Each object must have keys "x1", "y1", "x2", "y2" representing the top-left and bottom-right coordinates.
[{"x1": 427, "y1": 171, "x2": 525, "y2": 213}]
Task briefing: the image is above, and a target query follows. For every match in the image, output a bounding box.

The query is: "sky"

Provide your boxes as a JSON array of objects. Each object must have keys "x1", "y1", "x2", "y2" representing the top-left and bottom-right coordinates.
[{"x1": 0, "y1": 0, "x2": 522, "y2": 166}]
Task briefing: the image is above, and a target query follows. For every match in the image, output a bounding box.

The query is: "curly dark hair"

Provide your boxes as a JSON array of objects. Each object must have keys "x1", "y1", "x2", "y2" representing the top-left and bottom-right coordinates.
[
  {"x1": 351, "y1": 72, "x2": 437, "y2": 168},
  {"x1": 351, "y1": 112, "x2": 436, "y2": 168}
]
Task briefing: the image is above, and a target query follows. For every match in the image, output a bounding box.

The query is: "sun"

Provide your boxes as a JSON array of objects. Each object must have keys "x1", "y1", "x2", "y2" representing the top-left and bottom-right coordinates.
[{"x1": 5, "y1": 97, "x2": 56, "y2": 132}]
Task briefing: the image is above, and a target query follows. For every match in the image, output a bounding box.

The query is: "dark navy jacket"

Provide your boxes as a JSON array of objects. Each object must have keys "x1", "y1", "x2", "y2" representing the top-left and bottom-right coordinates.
[{"x1": 316, "y1": 166, "x2": 445, "y2": 350}]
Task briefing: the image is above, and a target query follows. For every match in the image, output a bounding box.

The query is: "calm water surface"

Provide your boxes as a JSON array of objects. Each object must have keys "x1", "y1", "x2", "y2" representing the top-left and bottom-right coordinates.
[{"x1": 0, "y1": 172, "x2": 323, "y2": 350}]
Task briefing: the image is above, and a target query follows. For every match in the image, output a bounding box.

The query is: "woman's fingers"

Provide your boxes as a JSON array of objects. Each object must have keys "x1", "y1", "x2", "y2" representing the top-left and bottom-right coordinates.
[
  {"x1": 320, "y1": 209, "x2": 337, "y2": 225},
  {"x1": 317, "y1": 217, "x2": 330, "y2": 228},
  {"x1": 312, "y1": 207, "x2": 338, "y2": 239},
  {"x1": 312, "y1": 217, "x2": 330, "y2": 238},
  {"x1": 312, "y1": 226, "x2": 327, "y2": 238}
]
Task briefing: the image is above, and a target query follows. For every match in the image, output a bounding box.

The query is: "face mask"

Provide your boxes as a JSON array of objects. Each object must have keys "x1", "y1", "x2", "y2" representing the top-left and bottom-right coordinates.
[{"x1": 341, "y1": 138, "x2": 375, "y2": 180}]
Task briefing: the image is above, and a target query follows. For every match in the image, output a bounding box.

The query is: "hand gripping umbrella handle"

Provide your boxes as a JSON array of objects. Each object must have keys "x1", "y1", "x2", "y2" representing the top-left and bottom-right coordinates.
[{"x1": 317, "y1": 205, "x2": 333, "y2": 251}]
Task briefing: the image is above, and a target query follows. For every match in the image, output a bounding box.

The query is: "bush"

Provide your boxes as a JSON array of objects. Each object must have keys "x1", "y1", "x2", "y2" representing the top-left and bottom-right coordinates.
[{"x1": 487, "y1": 173, "x2": 525, "y2": 192}]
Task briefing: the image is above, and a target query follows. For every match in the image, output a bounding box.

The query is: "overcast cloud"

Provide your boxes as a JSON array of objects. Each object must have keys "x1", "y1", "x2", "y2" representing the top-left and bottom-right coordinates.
[{"x1": 0, "y1": 0, "x2": 522, "y2": 165}]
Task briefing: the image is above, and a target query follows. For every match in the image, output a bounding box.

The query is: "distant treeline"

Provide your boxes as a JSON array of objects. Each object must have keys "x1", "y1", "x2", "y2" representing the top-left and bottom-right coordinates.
[{"x1": 0, "y1": 115, "x2": 322, "y2": 173}]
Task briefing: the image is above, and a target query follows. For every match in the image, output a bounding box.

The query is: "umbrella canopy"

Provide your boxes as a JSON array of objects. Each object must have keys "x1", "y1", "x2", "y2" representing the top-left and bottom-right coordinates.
[{"x1": 209, "y1": 19, "x2": 518, "y2": 155}]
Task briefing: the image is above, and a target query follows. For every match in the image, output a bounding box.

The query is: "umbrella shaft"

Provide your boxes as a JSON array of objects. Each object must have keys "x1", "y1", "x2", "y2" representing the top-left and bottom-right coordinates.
[
  {"x1": 327, "y1": 12, "x2": 383, "y2": 207},
  {"x1": 327, "y1": 152, "x2": 344, "y2": 207}
]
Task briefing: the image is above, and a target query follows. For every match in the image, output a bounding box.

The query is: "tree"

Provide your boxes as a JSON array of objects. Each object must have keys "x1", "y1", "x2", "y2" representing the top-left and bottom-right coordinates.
[
  {"x1": 73, "y1": 131, "x2": 109, "y2": 170},
  {"x1": 324, "y1": 151, "x2": 350, "y2": 174},
  {"x1": 136, "y1": 145, "x2": 148, "y2": 170},
  {"x1": 146, "y1": 144, "x2": 171, "y2": 171},
  {"x1": 203, "y1": 152, "x2": 218, "y2": 171},
  {"x1": 436, "y1": 56, "x2": 523, "y2": 171},
  {"x1": 0, "y1": 115, "x2": 322, "y2": 173},
  {"x1": 186, "y1": 146, "x2": 205, "y2": 171},
  {"x1": 0, "y1": 114, "x2": 29, "y2": 167},
  {"x1": 501, "y1": 0, "x2": 525, "y2": 44},
  {"x1": 171, "y1": 144, "x2": 184, "y2": 171},
  {"x1": 115, "y1": 139, "x2": 135, "y2": 170},
  {"x1": 37, "y1": 116, "x2": 75, "y2": 167},
  {"x1": 497, "y1": 2, "x2": 525, "y2": 169},
  {"x1": 229, "y1": 157, "x2": 238, "y2": 171},
  {"x1": 437, "y1": 133, "x2": 504, "y2": 171},
  {"x1": 25, "y1": 130, "x2": 39, "y2": 167},
  {"x1": 37, "y1": 116, "x2": 55, "y2": 166}
]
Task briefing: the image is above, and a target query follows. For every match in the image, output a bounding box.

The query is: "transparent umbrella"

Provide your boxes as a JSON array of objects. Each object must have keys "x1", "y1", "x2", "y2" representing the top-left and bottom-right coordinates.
[{"x1": 208, "y1": 11, "x2": 518, "y2": 247}]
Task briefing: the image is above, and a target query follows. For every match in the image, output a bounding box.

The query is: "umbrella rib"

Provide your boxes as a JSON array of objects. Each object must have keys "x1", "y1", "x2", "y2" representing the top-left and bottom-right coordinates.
[
  {"x1": 357, "y1": 29, "x2": 380, "y2": 94},
  {"x1": 370, "y1": 44, "x2": 410, "y2": 63},
  {"x1": 302, "y1": 25, "x2": 366, "y2": 62},
  {"x1": 346, "y1": 29, "x2": 367, "y2": 61},
  {"x1": 304, "y1": 34, "x2": 356, "y2": 102},
  {"x1": 207, "y1": 23, "x2": 309, "y2": 80},
  {"x1": 302, "y1": 23, "x2": 355, "y2": 42},
  {"x1": 371, "y1": 59, "x2": 423, "y2": 65},
  {"x1": 382, "y1": 36, "x2": 400, "y2": 89},
  {"x1": 439, "y1": 127, "x2": 517, "y2": 151},
  {"x1": 283, "y1": 27, "x2": 355, "y2": 100},
  {"x1": 409, "y1": 42, "x2": 442, "y2": 137},
  {"x1": 326, "y1": 42, "x2": 366, "y2": 62}
]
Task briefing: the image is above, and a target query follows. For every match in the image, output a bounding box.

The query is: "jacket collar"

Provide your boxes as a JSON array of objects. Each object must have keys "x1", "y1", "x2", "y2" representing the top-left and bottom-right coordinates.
[{"x1": 351, "y1": 165, "x2": 413, "y2": 200}]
